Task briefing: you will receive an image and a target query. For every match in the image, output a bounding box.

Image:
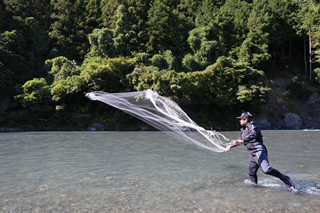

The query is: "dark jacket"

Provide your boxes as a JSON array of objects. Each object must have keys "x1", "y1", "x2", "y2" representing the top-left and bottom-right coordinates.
[{"x1": 235, "y1": 121, "x2": 267, "y2": 155}]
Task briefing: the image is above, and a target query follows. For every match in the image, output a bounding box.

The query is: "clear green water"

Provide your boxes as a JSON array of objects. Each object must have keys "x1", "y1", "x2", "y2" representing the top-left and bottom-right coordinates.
[{"x1": 0, "y1": 131, "x2": 319, "y2": 212}]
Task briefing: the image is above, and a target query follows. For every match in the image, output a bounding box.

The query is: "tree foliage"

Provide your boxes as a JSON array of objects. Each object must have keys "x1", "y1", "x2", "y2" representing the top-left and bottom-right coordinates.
[
  {"x1": 87, "y1": 5, "x2": 145, "y2": 58},
  {"x1": 183, "y1": 25, "x2": 227, "y2": 71},
  {"x1": 16, "y1": 78, "x2": 52, "y2": 112},
  {"x1": 4, "y1": 0, "x2": 52, "y2": 29},
  {"x1": 17, "y1": 56, "x2": 134, "y2": 112},
  {"x1": 2, "y1": 0, "x2": 320, "y2": 129},
  {"x1": 0, "y1": 17, "x2": 50, "y2": 96},
  {"x1": 146, "y1": 0, "x2": 193, "y2": 55},
  {"x1": 128, "y1": 56, "x2": 269, "y2": 108},
  {"x1": 50, "y1": 0, "x2": 101, "y2": 60}
]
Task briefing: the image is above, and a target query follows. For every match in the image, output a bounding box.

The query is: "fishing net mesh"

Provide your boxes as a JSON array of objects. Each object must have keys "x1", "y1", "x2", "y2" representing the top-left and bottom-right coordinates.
[{"x1": 86, "y1": 89, "x2": 234, "y2": 152}]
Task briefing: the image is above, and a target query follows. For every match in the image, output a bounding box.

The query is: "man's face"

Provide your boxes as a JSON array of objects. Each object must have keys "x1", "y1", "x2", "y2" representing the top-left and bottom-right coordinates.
[{"x1": 239, "y1": 118, "x2": 248, "y2": 126}]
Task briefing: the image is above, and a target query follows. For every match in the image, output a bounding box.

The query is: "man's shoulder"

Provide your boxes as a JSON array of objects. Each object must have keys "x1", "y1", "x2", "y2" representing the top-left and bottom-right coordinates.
[{"x1": 248, "y1": 121, "x2": 260, "y2": 130}]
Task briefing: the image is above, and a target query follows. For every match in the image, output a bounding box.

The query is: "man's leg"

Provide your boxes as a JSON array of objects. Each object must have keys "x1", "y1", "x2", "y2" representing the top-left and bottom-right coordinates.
[
  {"x1": 257, "y1": 151, "x2": 295, "y2": 189},
  {"x1": 248, "y1": 155, "x2": 259, "y2": 184},
  {"x1": 256, "y1": 151, "x2": 282, "y2": 178}
]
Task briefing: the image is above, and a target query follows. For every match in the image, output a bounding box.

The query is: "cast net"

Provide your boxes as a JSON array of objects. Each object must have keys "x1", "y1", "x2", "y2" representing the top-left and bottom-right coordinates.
[{"x1": 86, "y1": 89, "x2": 234, "y2": 152}]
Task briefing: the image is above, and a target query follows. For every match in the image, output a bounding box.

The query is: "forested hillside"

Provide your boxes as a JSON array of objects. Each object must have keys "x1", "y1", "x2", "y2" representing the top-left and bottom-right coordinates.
[{"x1": 1, "y1": 0, "x2": 320, "y2": 131}]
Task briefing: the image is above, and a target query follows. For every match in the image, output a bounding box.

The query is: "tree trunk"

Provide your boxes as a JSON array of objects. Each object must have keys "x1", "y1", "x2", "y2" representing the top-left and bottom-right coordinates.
[
  {"x1": 309, "y1": 33, "x2": 312, "y2": 80},
  {"x1": 304, "y1": 35, "x2": 307, "y2": 78}
]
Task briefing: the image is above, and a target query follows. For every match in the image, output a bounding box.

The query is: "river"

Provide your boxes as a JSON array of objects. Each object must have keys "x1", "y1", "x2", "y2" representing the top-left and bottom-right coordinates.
[{"x1": 0, "y1": 131, "x2": 319, "y2": 212}]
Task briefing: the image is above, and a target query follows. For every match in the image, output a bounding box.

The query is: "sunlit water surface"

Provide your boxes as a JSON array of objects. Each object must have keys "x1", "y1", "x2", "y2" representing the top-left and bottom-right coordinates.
[{"x1": 0, "y1": 131, "x2": 319, "y2": 212}]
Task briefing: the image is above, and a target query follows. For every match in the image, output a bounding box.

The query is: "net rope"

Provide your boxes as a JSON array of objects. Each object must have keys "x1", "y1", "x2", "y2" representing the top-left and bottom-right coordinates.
[{"x1": 86, "y1": 89, "x2": 234, "y2": 152}]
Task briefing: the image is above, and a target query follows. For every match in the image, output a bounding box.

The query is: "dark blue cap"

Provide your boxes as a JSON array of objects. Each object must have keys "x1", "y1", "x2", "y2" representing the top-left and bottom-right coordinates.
[{"x1": 236, "y1": 112, "x2": 252, "y2": 120}]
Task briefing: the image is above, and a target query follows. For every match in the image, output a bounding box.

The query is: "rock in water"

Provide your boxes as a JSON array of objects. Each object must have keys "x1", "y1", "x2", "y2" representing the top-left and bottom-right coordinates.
[
  {"x1": 87, "y1": 127, "x2": 97, "y2": 131},
  {"x1": 91, "y1": 123, "x2": 104, "y2": 129}
]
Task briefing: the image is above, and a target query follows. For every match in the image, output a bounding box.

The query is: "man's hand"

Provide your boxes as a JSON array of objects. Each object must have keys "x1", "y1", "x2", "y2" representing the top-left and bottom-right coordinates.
[
  {"x1": 234, "y1": 140, "x2": 244, "y2": 145},
  {"x1": 225, "y1": 145, "x2": 231, "y2": 152}
]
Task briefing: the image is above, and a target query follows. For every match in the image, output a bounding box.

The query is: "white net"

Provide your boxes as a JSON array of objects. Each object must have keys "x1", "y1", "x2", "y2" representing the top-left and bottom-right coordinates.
[{"x1": 86, "y1": 89, "x2": 234, "y2": 153}]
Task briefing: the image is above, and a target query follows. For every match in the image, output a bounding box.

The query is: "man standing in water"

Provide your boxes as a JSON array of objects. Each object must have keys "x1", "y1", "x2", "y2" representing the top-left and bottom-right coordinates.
[{"x1": 225, "y1": 112, "x2": 295, "y2": 190}]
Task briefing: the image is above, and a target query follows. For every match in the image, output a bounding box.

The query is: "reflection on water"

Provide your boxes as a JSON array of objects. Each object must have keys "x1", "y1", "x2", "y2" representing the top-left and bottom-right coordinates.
[{"x1": 0, "y1": 131, "x2": 319, "y2": 212}]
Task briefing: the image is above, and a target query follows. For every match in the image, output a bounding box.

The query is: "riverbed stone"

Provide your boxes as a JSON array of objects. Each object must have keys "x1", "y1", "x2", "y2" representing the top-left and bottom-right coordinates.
[
  {"x1": 91, "y1": 123, "x2": 104, "y2": 129},
  {"x1": 0, "y1": 127, "x2": 21, "y2": 132},
  {"x1": 214, "y1": 126, "x2": 221, "y2": 131},
  {"x1": 87, "y1": 127, "x2": 97, "y2": 131},
  {"x1": 282, "y1": 113, "x2": 302, "y2": 129},
  {"x1": 140, "y1": 126, "x2": 148, "y2": 131},
  {"x1": 87, "y1": 123, "x2": 104, "y2": 131}
]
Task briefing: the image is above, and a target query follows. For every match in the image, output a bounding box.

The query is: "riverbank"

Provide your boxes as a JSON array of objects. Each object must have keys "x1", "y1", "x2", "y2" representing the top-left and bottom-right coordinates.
[
  {"x1": 254, "y1": 74, "x2": 320, "y2": 130},
  {"x1": 1, "y1": 74, "x2": 320, "y2": 132}
]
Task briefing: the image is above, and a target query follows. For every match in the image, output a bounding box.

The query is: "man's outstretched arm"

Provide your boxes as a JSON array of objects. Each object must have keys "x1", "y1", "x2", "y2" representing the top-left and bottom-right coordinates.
[{"x1": 225, "y1": 140, "x2": 244, "y2": 152}]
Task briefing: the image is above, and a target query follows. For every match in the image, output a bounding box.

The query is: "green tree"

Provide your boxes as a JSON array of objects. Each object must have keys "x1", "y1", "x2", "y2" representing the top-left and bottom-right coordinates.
[
  {"x1": 15, "y1": 78, "x2": 53, "y2": 112},
  {"x1": 128, "y1": 56, "x2": 269, "y2": 108},
  {"x1": 182, "y1": 24, "x2": 227, "y2": 71},
  {"x1": 189, "y1": 0, "x2": 252, "y2": 71},
  {"x1": 216, "y1": 0, "x2": 252, "y2": 49},
  {"x1": 195, "y1": 0, "x2": 220, "y2": 27},
  {"x1": 45, "y1": 56, "x2": 83, "y2": 111},
  {"x1": 99, "y1": 0, "x2": 122, "y2": 28},
  {"x1": 16, "y1": 56, "x2": 134, "y2": 112},
  {"x1": 3, "y1": 0, "x2": 52, "y2": 29},
  {"x1": 296, "y1": 0, "x2": 320, "y2": 80},
  {"x1": 87, "y1": 28, "x2": 116, "y2": 58},
  {"x1": 146, "y1": 0, "x2": 193, "y2": 55},
  {"x1": 16, "y1": 56, "x2": 83, "y2": 112},
  {"x1": 234, "y1": 0, "x2": 271, "y2": 67},
  {"x1": 130, "y1": 50, "x2": 177, "y2": 71},
  {"x1": 98, "y1": 0, "x2": 150, "y2": 56},
  {"x1": 146, "y1": 0, "x2": 172, "y2": 53},
  {"x1": 0, "y1": 17, "x2": 50, "y2": 96},
  {"x1": 100, "y1": 0, "x2": 150, "y2": 28},
  {"x1": 177, "y1": 0, "x2": 202, "y2": 24},
  {"x1": 50, "y1": 0, "x2": 101, "y2": 60},
  {"x1": 82, "y1": 57, "x2": 134, "y2": 92},
  {"x1": 85, "y1": 0, "x2": 100, "y2": 29},
  {"x1": 267, "y1": 0, "x2": 300, "y2": 61},
  {"x1": 88, "y1": 5, "x2": 145, "y2": 58}
]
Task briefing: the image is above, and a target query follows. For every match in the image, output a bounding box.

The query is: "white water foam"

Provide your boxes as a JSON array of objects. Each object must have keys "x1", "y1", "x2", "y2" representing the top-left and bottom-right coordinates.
[{"x1": 245, "y1": 173, "x2": 320, "y2": 195}]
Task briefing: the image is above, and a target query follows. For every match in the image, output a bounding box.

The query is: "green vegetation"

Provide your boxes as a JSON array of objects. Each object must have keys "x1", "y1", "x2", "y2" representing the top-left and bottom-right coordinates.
[{"x1": 1, "y1": 0, "x2": 320, "y2": 130}]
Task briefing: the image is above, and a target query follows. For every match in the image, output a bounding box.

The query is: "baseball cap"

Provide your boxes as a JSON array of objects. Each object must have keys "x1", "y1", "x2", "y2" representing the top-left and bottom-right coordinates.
[{"x1": 236, "y1": 112, "x2": 252, "y2": 120}]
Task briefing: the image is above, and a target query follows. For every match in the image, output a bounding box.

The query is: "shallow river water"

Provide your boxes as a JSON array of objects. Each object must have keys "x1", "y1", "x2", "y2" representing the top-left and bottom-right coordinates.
[{"x1": 0, "y1": 131, "x2": 319, "y2": 212}]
